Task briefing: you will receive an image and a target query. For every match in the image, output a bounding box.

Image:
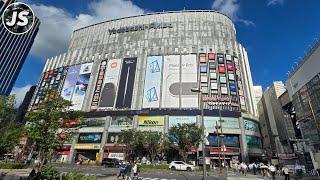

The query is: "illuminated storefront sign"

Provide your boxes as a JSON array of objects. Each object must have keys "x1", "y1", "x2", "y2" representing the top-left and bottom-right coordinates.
[
  {"x1": 138, "y1": 116, "x2": 164, "y2": 126},
  {"x1": 74, "y1": 144, "x2": 101, "y2": 150},
  {"x1": 169, "y1": 116, "x2": 197, "y2": 128}
]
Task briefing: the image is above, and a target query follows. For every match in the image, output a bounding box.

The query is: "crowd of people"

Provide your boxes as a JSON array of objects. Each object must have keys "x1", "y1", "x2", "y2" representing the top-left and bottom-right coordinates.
[
  {"x1": 117, "y1": 161, "x2": 140, "y2": 180},
  {"x1": 230, "y1": 161, "x2": 303, "y2": 180}
]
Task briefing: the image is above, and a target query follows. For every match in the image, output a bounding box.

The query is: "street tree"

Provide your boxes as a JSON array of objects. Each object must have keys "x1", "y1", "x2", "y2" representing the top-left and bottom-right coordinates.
[
  {"x1": 0, "y1": 95, "x2": 25, "y2": 161},
  {"x1": 25, "y1": 89, "x2": 83, "y2": 165},
  {"x1": 168, "y1": 123, "x2": 202, "y2": 162},
  {"x1": 118, "y1": 130, "x2": 163, "y2": 162},
  {"x1": 0, "y1": 95, "x2": 16, "y2": 125},
  {"x1": 141, "y1": 131, "x2": 163, "y2": 162}
]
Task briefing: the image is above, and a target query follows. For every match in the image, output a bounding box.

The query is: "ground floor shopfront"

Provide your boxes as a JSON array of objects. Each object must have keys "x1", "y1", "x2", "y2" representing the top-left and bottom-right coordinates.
[{"x1": 60, "y1": 111, "x2": 263, "y2": 164}]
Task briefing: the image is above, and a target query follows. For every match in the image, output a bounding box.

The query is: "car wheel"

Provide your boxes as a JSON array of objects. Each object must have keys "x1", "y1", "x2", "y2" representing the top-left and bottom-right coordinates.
[
  {"x1": 171, "y1": 166, "x2": 176, "y2": 171},
  {"x1": 187, "y1": 167, "x2": 192, "y2": 172}
]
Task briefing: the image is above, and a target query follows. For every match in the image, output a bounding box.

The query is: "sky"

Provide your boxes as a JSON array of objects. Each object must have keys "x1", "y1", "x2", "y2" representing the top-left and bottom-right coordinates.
[{"x1": 11, "y1": 0, "x2": 320, "y2": 105}]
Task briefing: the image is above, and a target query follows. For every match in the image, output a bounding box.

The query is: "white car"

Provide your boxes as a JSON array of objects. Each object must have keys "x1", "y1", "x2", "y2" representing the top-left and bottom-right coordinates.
[{"x1": 169, "y1": 161, "x2": 196, "y2": 171}]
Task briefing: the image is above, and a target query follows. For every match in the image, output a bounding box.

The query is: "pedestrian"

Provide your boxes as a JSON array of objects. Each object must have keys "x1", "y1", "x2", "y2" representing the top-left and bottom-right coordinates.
[
  {"x1": 268, "y1": 164, "x2": 276, "y2": 180},
  {"x1": 262, "y1": 168, "x2": 270, "y2": 180},
  {"x1": 118, "y1": 161, "x2": 126, "y2": 179},
  {"x1": 132, "y1": 162, "x2": 139, "y2": 179},
  {"x1": 253, "y1": 162, "x2": 257, "y2": 175},
  {"x1": 282, "y1": 166, "x2": 290, "y2": 180},
  {"x1": 124, "y1": 162, "x2": 133, "y2": 180},
  {"x1": 294, "y1": 162, "x2": 303, "y2": 178}
]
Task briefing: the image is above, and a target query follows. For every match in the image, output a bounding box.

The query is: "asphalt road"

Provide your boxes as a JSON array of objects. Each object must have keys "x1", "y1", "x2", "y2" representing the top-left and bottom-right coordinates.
[{"x1": 51, "y1": 164, "x2": 320, "y2": 180}]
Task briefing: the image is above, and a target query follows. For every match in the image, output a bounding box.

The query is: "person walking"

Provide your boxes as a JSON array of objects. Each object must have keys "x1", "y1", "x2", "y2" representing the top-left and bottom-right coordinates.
[
  {"x1": 132, "y1": 162, "x2": 139, "y2": 179},
  {"x1": 124, "y1": 162, "x2": 133, "y2": 180},
  {"x1": 282, "y1": 166, "x2": 290, "y2": 180},
  {"x1": 294, "y1": 162, "x2": 303, "y2": 178},
  {"x1": 262, "y1": 168, "x2": 270, "y2": 180},
  {"x1": 118, "y1": 161, "x2": 126, "y2": 179},
  {"x1": 268, "y1": 164, "x2": 276, "y2": 180},
  {"x1": 253, "y1": 162, "x2": 257, "y2": 175}
]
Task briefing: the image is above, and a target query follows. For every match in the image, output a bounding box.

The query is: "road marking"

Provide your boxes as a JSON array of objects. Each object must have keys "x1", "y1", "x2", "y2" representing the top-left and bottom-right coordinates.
[{"x1": 138, "y1": 177, "x2": 176, "y2": 180}]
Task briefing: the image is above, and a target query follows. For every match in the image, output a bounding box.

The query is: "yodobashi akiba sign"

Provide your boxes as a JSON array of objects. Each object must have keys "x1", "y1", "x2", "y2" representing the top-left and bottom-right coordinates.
[{"x1": 108, "y1": 22, "x2": 173, "y2": 35}]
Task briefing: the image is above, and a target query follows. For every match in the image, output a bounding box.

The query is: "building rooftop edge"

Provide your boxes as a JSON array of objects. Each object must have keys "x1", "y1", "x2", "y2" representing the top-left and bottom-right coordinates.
[
  {"x1": 288, "y1": 37, "x2": 320, "y2": 79},
  {"x1": 73, "y1": 10, "x2": 233, "y2": 33}
]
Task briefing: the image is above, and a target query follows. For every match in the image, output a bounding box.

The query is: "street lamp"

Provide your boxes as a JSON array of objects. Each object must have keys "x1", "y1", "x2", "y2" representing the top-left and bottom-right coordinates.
[{"x1": 191, "y1": 87, "x2": 206, "y2": 180}]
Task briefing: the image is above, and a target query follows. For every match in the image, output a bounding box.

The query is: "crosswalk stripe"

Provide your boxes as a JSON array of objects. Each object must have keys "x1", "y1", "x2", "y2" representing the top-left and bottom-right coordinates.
[{"x1": 138, "y1": 177, "x2": 176, "y2": 180}]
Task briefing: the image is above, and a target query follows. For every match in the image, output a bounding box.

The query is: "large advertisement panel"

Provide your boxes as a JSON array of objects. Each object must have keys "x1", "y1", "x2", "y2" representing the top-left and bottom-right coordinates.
[
  {"x1": 161, "y1": 55, "x2": 180, "y2": 108},
  {"x1": 78, "y1": 133, "x2": 102, "y2": 144},
  {"x1": 181, "y1": 55, "x2": 198, "y2": 108},
  {"x1": 207, "y1": 134, "x2": 240, "y2": 147},
  {"x1": 142, "y1": 56, "x2": 163, "y2": 108},
  {"x1": 61, "y1": 65, "x2": 81, "y2": 101},
  {"x1": 99, "y1": 59, "x2": 122, "y2": 109},
  {"x1": 116, "y1": 58, "x2": 137, "y2": 109},
  {"x1": 138, "y1": 116, "x2": 164, "y2": 126},
  {"x1": 71, "y1": 63, "x2": 93, "y2": 110},
  {"x1": 91, "y1": 60, "x2": 107, "y2": 110},
  {"x1": 204, "y1": 117, "x2": 239, "y2": 129},
  {"x1": 110, "y1": 116, "x2": 133, "y2": 127},
  {"x1": 169, "y1": 116, "x2": 197, "y2": 128}
]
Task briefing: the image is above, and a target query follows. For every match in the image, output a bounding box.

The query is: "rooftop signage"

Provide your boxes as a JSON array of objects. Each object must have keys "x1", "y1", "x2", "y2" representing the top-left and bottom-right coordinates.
[{"x1": 108, "y1": 22, "x2": 173, "y2": 35}]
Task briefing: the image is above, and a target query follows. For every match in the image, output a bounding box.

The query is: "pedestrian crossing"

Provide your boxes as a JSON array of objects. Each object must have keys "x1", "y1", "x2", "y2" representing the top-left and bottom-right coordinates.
[{"x1": 136, "y1": 177, "x2": 176, "y2": 180}]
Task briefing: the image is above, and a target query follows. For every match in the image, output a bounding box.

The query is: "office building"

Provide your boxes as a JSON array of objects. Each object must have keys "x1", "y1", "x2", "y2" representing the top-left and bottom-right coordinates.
[
  {"x1": 0, "y1": 0, "x2": 40, "y2": 95},
  {"x1": 257, "y1": 81, "x2": 296, "y2": 164},
  {"x1": 286, "y1": 38, "x2": 320, "y2": 169}
]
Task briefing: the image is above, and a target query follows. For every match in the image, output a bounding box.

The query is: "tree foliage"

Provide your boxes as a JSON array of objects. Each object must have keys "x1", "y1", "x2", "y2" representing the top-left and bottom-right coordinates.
[
  {"x1": 118, "y1": 130, "x2": 163, "y2": 162},
  {"x1": 0, "y1": 95, "x2": 16, "y2": 126},
  {"x1": 25, "y1": 89, "x2": 83, "y2": 162},
  {"x1": 168, "y1": 123, "x2": 203, "y2": 162},
  {"x1": 0, "y1": 95, "x2": 24, "y2": 157}
]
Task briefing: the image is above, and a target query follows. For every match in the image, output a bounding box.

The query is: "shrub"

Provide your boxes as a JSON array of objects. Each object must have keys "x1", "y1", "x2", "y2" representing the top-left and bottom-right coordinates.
[
  {"x1": 140, "y1": 164, "x2": 169, "y2": 170},
  {"x1": 36, "y1": 165, "x2": 60, "y2": 180},
  {"x1": 0, "y1": 162, "x2": 25, "y2": 169},
  {"x1": 62, "y1": 172, "x2": 97, "y2": 180}
]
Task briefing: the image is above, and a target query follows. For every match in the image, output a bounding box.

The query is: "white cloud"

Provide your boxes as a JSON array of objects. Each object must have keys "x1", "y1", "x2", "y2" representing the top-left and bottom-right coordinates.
[
  {"x1": 10, "y1": 84, "x2": 32, "y2": 107},
  {"x1": 212, "y1": 0, "x2": 254, "y2": 26},
  {"x1": 267, "y1": 0, "x2": 284, "y2": 6},
  {"x1": 26, "y1": 0, "x2": 145, "y2": 59}
]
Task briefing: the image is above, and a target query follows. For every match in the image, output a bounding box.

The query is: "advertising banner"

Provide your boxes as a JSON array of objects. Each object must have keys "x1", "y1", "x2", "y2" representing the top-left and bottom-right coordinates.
[
  {"x1": 161, "y1": 55, "x2": 180, "y2": 108},
  {"x1": 204, "y1": 116, "x2": 239, "y2": 129},
  {"x1": 78, "y1": 133, "x2": 102, "y2": 143},
  {"x1": 169, "y1": 116, "x2": 197, "y2": 128},
  {"x1": 71, "y1": 63, "x2": 93, "y2": 110},
  {"x1": 91, "y1": 60, "x2": 107, "y2": 110},
  {"x1": 116, "y1": 58, "x2": 137, "y2": 109},
  {"x1": 110, "y1": 116, "x2": 133, "y2": 127},
  {"x1": 142, "y1": 56, "x2": 163, "y2": 108},
  {"x1": 99, "y1": 59, "x2": 122, "y2": 109},
  {"x1": 245, "y1": 135, "x2": 262, "y2": 148},
  {"x1": 138, "y1": 116, "x2": 164, "y2": 126},
  {"x1": 207, "y1": 134, "x2": 240, "y2": 147},
  {"x1": 107, "y1": 133, "x2": 121, "y2": 143},
  {"x1": 61, "y1": 65, "x2": 81, "y2": 101},
  {"x1": 244, "y1": 119, "x2": 259, "y2": 132},
  {"x1": 181, "y1": 54, "x2": 198, "y2": 108}
]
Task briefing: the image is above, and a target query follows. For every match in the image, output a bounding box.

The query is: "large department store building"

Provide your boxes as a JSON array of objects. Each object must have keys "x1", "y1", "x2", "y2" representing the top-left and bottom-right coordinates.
[{"x1": 30, "y1": 10, "x2": 262, "y2": 163}]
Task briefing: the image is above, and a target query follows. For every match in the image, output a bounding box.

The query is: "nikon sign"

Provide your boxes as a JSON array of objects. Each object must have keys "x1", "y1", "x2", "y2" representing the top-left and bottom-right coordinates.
[
  {"x1": 108, "y1": 22, "x2": 173, "y2": 35},
  {"x1": 138, "y1": 116, "x2": 164, "y2": 126}
]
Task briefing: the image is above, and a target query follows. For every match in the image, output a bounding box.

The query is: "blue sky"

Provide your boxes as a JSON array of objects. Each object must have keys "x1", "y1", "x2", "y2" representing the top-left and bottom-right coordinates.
[{"x1": 11, "y1": 0, "x2": 320, "y2": 104}]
